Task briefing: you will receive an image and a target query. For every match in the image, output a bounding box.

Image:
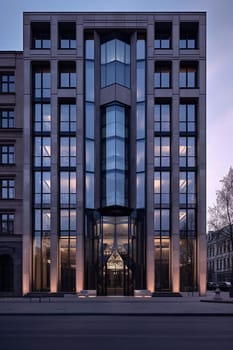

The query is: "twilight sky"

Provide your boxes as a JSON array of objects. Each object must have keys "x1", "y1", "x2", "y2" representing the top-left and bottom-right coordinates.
[{"x1": 0, "y1": 0, "x2": 233, "y2": 214}]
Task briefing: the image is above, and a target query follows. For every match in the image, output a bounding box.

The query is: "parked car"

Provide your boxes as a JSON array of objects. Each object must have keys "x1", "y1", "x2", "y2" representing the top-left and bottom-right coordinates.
[
  {"x1": 207, "y1": 281, "x2": 217, "y2": 290},
  {"x1": 218, "y1": 281, "x2": 232, "y2": 291}
]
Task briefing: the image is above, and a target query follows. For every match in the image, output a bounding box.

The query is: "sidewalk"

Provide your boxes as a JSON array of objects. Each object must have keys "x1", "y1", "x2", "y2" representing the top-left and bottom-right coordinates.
[{"x1": 0, "y1": 292, "x2": 233, "y2": 316}]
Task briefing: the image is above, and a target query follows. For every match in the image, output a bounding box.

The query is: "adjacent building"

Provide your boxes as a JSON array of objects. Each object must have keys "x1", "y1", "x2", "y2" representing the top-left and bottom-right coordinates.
[
  {"x1": 207, "y1": 229, "x2": 233, "y2": 283},
  {"x1": 0, "y1": 12, "x2": 206, "y2": 296}
]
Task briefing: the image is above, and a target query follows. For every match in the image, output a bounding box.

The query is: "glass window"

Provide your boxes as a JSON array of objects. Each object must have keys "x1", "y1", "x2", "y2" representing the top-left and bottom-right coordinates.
[
  {"x1": 60, "y1": 171, "x2": 76, "y2": 205},
  {"x1": 33, "y1": 67, "x2": 51, "y2": 99},
  {"x1": 154, "y1": 137, "x2": 170, "y2": 167},
  {"x1": 59, "y1": 62, "x2": 76, "y2": 88},
  {"x1": 0, "y1": 145, "x2": 15, "y2": 164},
  {"x1": 0, "y1": 110, "x2": 14, "y2": 128},
  {"x1": 101, "y1": 39, "x2": 130, "y2": 88},
  {"x1": 179, "y1": 209, "x2": 196, "y2": 233},
  {"x1": 154, "y1": 172, "x2": 170, "y2": 205},
  {"x1": 179, "y1": 171, "x2": 196, "y2": 205},
  {"x1": 0, "y1": 74, "x2": 15, "y2": 94},
  {"x1": 102, "y1": 104, "x2": 128, "y2": 207},
  {"x1": 0, "y1": 213, "x2": 14, "y2": 234},
  {"x1": 137, "y1": 61, "x2": 145, "y2": 101},
  {"x1": 60, "y1": 137, "x2": 76, "y2": 168},
  {"x1": 34, "y1": 171, "x2": 51, "y2": 204},
  {"x1": 34, "y1": 104, "x2": 51, "y2": 132},
  {"x1": 136, "y1": 103, "x2": 145, "y2": 139},
  {"x1": 136, "y1": 140, "x2": 145, "y2": 172},
  {"x1": 31, "y1": 22, "x2": 51, "y2": 49},
  {"x1": 85, "y1": 39, "x2": 94, "y2": 60},
  {"x1": 154, "y1": 62, "x2": 171, "y2": 88},
  {"x1": 85, "y1": 103, "x2": 94, "y2": 139},
  {"x1": 179, "y1": 103, "x2": 196, "y2": 132},
  {"x1": 34, "y1": 137, "x2": 51, "y2": 167},
  {"x1": 180, "y1": 22, "x2": 198, "y2": 49},
  {"x1": 154, "y1": 103, "x2": 170, "y2": 132},
  {"x1": 86, "y1": 140, "x2": 94, "y2": 172},
  {"x1": 137, "y1": 40, "x2": 145, "y2": 60},
  {"x1": 85, "y1": 60, "x2": 94, "y2": 101},
  {"x1": 60, "y1": 103, "x2": 76, "y2": 133},
  {"x1": 86, "y1": 173, "x2": 94, "y2": 209},
  {"x1": 58, "y1": 22, "x2": 76, "y2": 49},
  {"x1": 0, "y1": 179, "x2": 15, "y2": 199},
  {"x1": 155, "y1": 22, "x2": 172, "y2": 49},
  {"x1": 179, "y1": 137, "x2": 196, "y2": 167},
  {"x1": 180, "y1": 62, "x2": 198, "y2": 88},
  {"x1": 136, "y1": 172, "x2": 145, "y2": 208},
  {"x1": 60, "y1": 209, "x2": 76, "y2": 235},
  {"x1": 154, "y1": 209, "x2": 170, "y2": 235}
]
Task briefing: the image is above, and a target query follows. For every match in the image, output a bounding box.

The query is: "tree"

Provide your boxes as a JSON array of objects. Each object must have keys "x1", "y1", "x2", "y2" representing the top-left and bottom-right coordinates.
[{"x1": 208, "y1": 167, "x2": 233, "y2": 283}]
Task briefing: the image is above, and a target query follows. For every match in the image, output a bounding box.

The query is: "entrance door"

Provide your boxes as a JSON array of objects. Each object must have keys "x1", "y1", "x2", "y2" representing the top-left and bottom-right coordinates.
[
  {"x1": 99, "y1": 216, "x2": 132, "y2": 296},
  {"x1": 106, "y1": 250, "x2": 124, "y2": 295}
]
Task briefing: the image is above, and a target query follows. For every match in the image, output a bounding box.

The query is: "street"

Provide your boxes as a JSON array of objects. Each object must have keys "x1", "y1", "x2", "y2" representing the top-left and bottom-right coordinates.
[{"x1": 0, "y1": 315, "x2": 232, "y2": 350}]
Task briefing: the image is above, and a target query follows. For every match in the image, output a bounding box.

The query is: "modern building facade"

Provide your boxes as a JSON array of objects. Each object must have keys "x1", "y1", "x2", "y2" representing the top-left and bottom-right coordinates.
[
  {"x1": 207, "y1": 229, "x2": 233, "y2": 283},
  {"x1": 0, "y1": 12, "x2": 206, "y2": 296}
]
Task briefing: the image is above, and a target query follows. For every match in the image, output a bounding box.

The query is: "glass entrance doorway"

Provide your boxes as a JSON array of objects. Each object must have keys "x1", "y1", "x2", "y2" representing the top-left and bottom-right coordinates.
[{"x1": 100, "y1": 216, "x2": 133, "y2": 296}]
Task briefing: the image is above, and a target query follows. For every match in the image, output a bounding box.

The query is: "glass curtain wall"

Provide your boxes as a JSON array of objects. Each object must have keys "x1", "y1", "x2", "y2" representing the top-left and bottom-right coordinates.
[
  {"x1": 179, "y1": 101, "x2": 197, "y2": 291},
  {"x1": 154, "y1": 101, "x2": 171, "y2": 290},
  {"x1": 101, "y1": 104, "x2": 128, "y2": 207},
  {"x1": 136, "y1": 37, "x2": 146, "y2": 208},
  {"x1": 101, "y1": 39, "x2": 130, "y2": 88},
  {"x1": 32, "y1": 64, "x2": 51, "y2": 291},
  {"x1": 59, "y1": 101, "x2": 77, "y2": 291},
  {"x1": 85, "y1": 35, "x2": 95, "y2": 209}
]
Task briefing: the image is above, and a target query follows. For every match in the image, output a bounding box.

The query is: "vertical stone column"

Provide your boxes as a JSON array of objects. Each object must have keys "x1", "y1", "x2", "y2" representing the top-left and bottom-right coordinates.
[
  {"x1": 76, "y1": 21, "x2": 84, "y2": 292},
  {"x1": 197, "y1": 92, "x2": 206, "y2": 296},
  {"x1": 50, "y1": 56, "x2": 59, "y2": 292},
  {"x1": 171, "y1": 94, "x2": 180, "y2": 292},
  {"x1": 171, "y1": 16, "x2": 180, "y2": 293},
  {"x1": 23, "y1": 59, "x2": 32, "y2": 294},
  {"x1": 146, "y1": 19, "x2": 155, "y2": 292}
]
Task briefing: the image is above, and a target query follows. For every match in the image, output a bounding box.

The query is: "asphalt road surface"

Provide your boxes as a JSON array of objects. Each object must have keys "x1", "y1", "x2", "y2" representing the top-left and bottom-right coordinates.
[{"x1": 0, "y1": 315, "x2": 232, "y2": 350}]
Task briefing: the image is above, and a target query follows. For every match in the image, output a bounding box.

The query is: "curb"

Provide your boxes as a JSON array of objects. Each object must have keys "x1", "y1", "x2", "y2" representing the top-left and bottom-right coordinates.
[{"x1": 1, "y1": 313, "x2": 233, "y2": 317}]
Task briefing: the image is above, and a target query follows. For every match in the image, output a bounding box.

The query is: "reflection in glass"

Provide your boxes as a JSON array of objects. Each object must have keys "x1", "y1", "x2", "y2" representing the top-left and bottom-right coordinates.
[
  {"x1": 34, "y1": 172, "x2": 51, "y2": 204},
  {"x1": 34, "y1": 104, "x2": 51, "y2": 132},
  {"x1": 136, "y1": 140, "x2": 145, "y2": 172},
  {"x1": 101, "y1": 39, "x2": 130, "y2": 88},
  {"x1": 154, "y1": 209, "x2": 170, "y2": 234},
  {"x1": 60, "y1": 137, "x2": 76, "y2": 167},
  {"x1": 60, "y1": 209, "x2": 76, "y2": 235},
  {"x1": 59, "y1": 237, "x2": 76, "y2": 291},
  {"x1": 154, "y1": 237, "x2": 170, "y2": 290},
  {"x1": 154, "y1": 137, "x2": 170, "y2": 167},
  {"x1": 154, "y1": 103, "x2": 170, "y2": 132},
  {"x1": 154, "y1": 172, "x2": 170, "y2": 205},
  {"x1": 136, "y1": 173, "x2": 145, "y2": 208},
  {"x1": 137, "y1": 61, "x2": 145, "y2": 101},
  {"x1": 180, "y1": 238, "x2": 196, "y2": 291},
  {"x1": 179, "y1": 137, "x2": 195, "y2": 167},
  {"x1": 34, "y1": 137, "x2": 51, "y2": 167},
  {"x1": 33, "y1": 232, "x2": 50, "y2": 291},
  {"x1": 60, "y1": 103, "x2": 76, "y2": 133},
  {"x1": 136, "y1": 103, "x2": 145, "y2": 139},
  {"x1": 179, "y1": 172, "x2": 196, "y2": 205},
  {"x1": 85, "y1": 60, "x2": 94, "y2": 101},
  {"x1": 60, "y1": 172, "x2": 76, "y2": 204},
  {"x1": 102, "y1": 104, "x2": 128, "y2": 207},
  {"x1": 180, "y1": 103, "x2": 196, "y2": 132}
]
